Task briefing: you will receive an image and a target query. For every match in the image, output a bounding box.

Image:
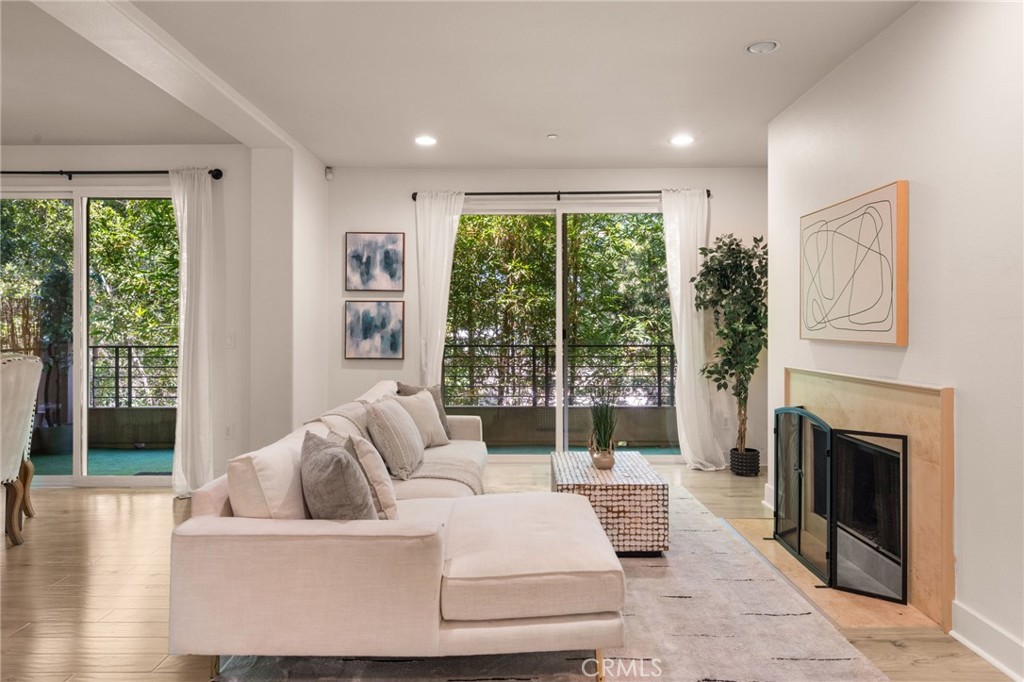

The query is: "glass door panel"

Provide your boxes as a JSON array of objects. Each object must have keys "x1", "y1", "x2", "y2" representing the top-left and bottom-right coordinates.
[
  {"x1": 774, "y1": 407, "x2": 831, "y2": 583},
  {"x1": 561, "y1": 212, "x2": 677, "y2": 455},
  {"x1": 444, "y1": 214, "x2": 556, "y2": 454},
  {"x1": 1, "y1": 198, "x2": 75, "y2": 476},
  {"x1": 86, "y1": 198, "x2": 177, "y2": 476}
]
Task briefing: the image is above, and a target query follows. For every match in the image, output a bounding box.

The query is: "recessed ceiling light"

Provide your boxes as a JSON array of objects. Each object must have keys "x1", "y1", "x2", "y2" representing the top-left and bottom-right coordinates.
[
  {"x1": 546, "y1": 133, "x2": 559, "y2": 140},
  {"x1": 746, "y1": 40, "x2": 779, "y2": 55},
  {"x1": 415, "y1": 135, "x2": 437, "y2": 146},
  {"x1": 670, "y1": 134, "x2": 695, "y2": 147}
]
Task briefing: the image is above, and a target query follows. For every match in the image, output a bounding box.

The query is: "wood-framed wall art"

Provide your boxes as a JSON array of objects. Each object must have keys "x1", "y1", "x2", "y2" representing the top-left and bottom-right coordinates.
[
  {"x1": 799, "y1": 181, "x2": 908, "y2": 346},
  {"x1": 345, "y1": 300, "x2": 404, "y2": 360},
  {"x1": 345, "y1": 232, "x2": 405, "y2": 291}
]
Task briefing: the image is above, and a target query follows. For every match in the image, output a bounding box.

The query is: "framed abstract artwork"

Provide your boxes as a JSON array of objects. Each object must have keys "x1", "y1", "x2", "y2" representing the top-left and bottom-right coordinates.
[
  {"x1": 345, "y1": 232, "x2": 405, "y2": 291},
  {"x1": 345, "y1": 301, "x2": 404, "y2": 359},
  {"x1": 799, "y1": 181, "x2": 908, "y2": 346}
]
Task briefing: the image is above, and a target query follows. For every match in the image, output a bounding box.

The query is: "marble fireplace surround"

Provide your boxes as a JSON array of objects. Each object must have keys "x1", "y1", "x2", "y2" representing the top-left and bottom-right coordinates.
[{"x1": 785, "y1": 367, "x2": 955, "y2": 631}]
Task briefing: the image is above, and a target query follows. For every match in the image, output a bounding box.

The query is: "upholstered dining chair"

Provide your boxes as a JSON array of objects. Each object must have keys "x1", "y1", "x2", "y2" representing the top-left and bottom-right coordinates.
[{"x1": 2, "y1": 353, "x2": 42, "y2": 545}]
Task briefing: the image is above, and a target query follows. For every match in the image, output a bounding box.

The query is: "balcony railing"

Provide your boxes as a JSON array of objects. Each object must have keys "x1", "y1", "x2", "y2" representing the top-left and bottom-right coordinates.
[
  {"x1": 443, "y1": 343, "x2": 676, "y2": 408},
  {"x1": 89, "y1": 344, "x2": 177, "y2": 408}
]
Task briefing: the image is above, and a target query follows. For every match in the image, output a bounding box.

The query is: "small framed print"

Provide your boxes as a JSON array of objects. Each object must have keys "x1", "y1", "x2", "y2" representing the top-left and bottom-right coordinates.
[
  {"x1": 345, "y1": 232, "x2": 404, "y2": 291},
  {"x1": 345, "y1": 301, "x2": 404, "y2": 359}
]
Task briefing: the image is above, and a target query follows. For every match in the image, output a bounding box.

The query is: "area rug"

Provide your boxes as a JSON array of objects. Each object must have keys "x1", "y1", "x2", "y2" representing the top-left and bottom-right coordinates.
[{"x1": 216, "y1": 487, "x2": 888, "y2": 681}]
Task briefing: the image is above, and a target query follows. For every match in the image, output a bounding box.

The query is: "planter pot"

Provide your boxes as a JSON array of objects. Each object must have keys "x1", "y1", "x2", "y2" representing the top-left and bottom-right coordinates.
[
  {"x1": 588, "y1": 436, "x2": 615, "y2": 470},
  {"x1": 730, "y1": 448, "x2": 760, "y2": 477}
]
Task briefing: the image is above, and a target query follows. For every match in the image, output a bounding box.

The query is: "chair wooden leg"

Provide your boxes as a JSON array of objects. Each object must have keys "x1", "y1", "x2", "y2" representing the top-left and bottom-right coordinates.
[
  {"x1": 19, "y1": 459, "x2": 35, "y2": 518},
  {"x1": 5, "y1": 480, "x2": 25, "y2": 546},
  {"x1": 209, "y1": 655, "x2": 220, "y2": 680},
  {"x1": 595, "y1": 649, "x2": 606, "y2": 682}
]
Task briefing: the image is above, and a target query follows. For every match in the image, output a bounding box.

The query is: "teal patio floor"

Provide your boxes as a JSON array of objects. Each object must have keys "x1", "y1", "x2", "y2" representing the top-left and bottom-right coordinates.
[{"x1": 31, "y1": 448, "x2": 173, "y2": 477}]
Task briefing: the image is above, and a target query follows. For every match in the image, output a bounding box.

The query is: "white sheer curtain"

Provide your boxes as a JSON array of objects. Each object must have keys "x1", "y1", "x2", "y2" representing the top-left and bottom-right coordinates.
[
  {"x1": 415, "y1": 191, "x2": 465, "y2": 385},
  {"x1": 662, "y1": 189, "x2": 727, "y2": 470},
  {"x1": 170, "y1": 169, "x2": 215, "y2": 497}
]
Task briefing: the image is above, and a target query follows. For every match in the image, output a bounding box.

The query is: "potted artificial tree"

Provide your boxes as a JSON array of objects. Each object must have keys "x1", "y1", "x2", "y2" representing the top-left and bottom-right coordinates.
[
  {"x1": 691, "y1": 234, "x2": 768, "y2": 476},
  {"x1": 588, "y1": 402, "x2": 617, "y2": 470}
]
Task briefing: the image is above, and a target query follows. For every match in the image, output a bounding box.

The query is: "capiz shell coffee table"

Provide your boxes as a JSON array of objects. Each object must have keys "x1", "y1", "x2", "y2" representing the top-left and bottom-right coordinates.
[{"x1": 550, "y1": 450, "x2": 669, "y2": 556}]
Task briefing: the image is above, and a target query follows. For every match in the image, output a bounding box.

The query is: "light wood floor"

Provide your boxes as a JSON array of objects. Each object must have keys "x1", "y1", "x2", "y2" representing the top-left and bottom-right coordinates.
[{"x1": 1, "y1": 463, "x2": 1007, "y2": 681}]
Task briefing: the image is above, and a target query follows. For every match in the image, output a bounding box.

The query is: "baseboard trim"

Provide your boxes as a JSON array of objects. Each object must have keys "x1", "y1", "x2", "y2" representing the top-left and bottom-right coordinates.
[
  {"x1": 762, "y1": 483, "x2": 775, "y2": 512},
  {"x1": 950, "y1": 599, "x2": 1023, "y2": 681}
]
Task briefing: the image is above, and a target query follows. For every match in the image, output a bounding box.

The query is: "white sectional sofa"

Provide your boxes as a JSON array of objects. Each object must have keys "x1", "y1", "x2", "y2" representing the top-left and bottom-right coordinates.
[{"x1": 170, "y1": 381, "x2": 625, "y2": 678}]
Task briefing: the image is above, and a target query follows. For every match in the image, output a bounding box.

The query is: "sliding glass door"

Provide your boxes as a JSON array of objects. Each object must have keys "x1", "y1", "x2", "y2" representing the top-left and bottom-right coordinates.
[
  {"x1": 444, "y1": 213, "x2": 557, "y2": 453},
  {"x1": 1, "y1": 190, "x2": 176, "y2": 484},
  {"x1": 443, "y1": 203, "x2": 676, "y2": 456},
  {"x1": 1, "y1": 197, "x2": 77, "y2": 476},
  {"x1": 561, "y1": 212, "x2": 679, "y2": 454},
  {"x1": 86, "y1": 198, "x2": 178, "y2": 476}
]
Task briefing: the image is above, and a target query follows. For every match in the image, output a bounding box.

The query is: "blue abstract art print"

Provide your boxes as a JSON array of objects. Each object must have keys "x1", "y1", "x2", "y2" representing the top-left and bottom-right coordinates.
[
  {"x1": 345, "y1": 301, "x2": 404, "y2": 359},
  {"x1": 346, "y1": 232, "x2": 405, "y2": 291}
]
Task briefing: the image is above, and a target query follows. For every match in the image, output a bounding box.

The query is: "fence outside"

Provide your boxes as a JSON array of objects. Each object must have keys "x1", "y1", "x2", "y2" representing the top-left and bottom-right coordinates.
[
  {"x1": 443, "y1": 343, "x2": 676, "y2": 408},
  {"x1": 89, "y1": 345, "x2": 178, "y2": 408}
]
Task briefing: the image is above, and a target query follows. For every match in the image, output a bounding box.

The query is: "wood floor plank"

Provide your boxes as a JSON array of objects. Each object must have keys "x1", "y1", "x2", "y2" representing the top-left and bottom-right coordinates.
[{"x1": 11, "y1": 621, "x2": 170, "y2": 639}]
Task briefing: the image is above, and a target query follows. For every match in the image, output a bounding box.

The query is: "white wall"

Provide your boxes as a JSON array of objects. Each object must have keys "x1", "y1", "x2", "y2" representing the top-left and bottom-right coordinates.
[
  {"x1": 328, "y1": 167, "x2": 769, "y2": 457},
  {"x1": 1, "y1": 144, "x2": 253, "y2": 476},
  {"x1": 249, "y1": 148, "x2": 294, "y2": 448},
  {"x1": 766, "y1": 3, "x2": 1023, "y2": 678},
  {"x1": 291, "y1": 148, "x2": 330, "y2": 425}
]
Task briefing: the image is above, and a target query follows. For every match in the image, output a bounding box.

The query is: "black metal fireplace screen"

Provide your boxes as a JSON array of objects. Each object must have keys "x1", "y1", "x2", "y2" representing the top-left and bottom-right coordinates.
[{"x1": 774, "y1": 407, "x2": 908, "y2": 603}]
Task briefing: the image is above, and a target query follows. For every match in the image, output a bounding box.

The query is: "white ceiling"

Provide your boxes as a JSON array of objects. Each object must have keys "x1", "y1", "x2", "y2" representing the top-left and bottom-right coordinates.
[
  {"x1": 3, "y1": 1, "x2": 913, "y2": 167},
  {"x1": 0, "y1": 1, "x2": 237, "y2": 146}
]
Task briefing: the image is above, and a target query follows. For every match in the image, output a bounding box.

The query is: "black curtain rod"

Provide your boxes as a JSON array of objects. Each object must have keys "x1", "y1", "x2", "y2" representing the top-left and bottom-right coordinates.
[
  {"x1": 1, "y1": 169, "x2": 224, "y2": 181},
  {"x1": 410, "y1": 188, "x2": 711, "y2": 201}
]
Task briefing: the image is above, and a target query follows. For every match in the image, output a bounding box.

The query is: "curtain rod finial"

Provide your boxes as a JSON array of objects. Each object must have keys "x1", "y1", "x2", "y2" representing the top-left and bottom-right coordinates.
[{"x1": 209, "y1": 169, "x2": 223, "y2": 180}]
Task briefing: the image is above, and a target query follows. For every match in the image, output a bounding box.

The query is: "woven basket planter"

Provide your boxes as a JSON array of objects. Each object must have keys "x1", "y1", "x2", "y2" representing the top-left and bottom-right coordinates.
[{"x1": 730, "y1": 448, "x2": 760, "y2": 477}]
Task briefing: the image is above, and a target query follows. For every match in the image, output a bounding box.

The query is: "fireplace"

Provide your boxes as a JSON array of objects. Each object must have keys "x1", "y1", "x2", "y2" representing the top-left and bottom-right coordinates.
[{"x1": 774, "y1": 407, "x2": 908, "y2": 604}]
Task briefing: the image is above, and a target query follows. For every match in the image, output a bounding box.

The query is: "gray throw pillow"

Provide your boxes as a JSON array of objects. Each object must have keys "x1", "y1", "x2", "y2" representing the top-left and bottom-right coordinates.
[
  {"x1": 299, "y1": 431, "x2": 377, "y2": 521},
  {"x1": 397, "y1": 381, "x2": 451, "y2": 438},
  {"x1": 366, "y1": 399, "x2": 425, "y2": 479}
]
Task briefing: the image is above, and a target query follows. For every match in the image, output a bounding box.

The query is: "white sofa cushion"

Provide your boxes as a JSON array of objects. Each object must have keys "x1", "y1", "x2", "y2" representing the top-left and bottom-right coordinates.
[
  {"x1": 392, "y1": 391, "x2": 449, "y2": 448},
  {"x1": 392, "y1": 477, "x2": 476, "y2": 500},
  {"x1": 226, "y1": 422, "x2": 329, "y2": 519},
  {"x1": 366, "y1": 399, "x2": 424, "y2": 479},
  {"x1": 441, "y1": 493, "x2": 625, "y2": 621},
  {"x1": 319, "y1": 401, "x2": 371, "y2": 440}
]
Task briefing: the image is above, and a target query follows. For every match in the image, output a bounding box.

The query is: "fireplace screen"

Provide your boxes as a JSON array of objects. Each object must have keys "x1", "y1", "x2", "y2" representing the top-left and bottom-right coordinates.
[
  {"x1": 774, "y1": 408, "x2": 908, "y2": 604},
  {"x1": 832, "y1": 431, "x2": 908, "y2": 602}
]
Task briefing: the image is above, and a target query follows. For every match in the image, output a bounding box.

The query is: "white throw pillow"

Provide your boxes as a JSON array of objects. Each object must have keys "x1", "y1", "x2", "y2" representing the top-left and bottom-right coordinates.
[
  {"x1": 346, "y1": 434, "x2": 399, "y2": 520},
  {"x1": 366, "y1": 399, "x2": 425, "y2": 480},
  {"x1": 391, "y1": 391, "x2": 450, "y2": 448}
]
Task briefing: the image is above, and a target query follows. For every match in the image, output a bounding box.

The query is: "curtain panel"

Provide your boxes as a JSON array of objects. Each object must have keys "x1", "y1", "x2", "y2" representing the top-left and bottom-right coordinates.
[
  {"x1": 662, "y1": 189, "x2": 727, "y2": 470},
  {"x1": 170, "y1": 168, "x2": 215, "y2": 496},
  {"x1": 414, "y1": 191, "x2": 465, "y2": 385}
]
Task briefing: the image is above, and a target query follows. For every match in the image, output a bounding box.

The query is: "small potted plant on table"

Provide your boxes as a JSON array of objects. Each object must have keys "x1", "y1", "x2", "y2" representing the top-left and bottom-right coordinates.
[
  {"x1": 691, "y1": 234, "x2": 768, "y2": 476},
  {"x1": 589, "y1": 402, "x2": 617, "y2": 470}
]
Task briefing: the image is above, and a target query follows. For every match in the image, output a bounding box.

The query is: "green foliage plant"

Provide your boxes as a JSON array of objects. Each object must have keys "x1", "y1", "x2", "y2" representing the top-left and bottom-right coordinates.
[
  {"x1": 691, "y1": 234, "x2": 768, "y2": 455},
  {"x1": 38, "y1": 264, "x2": 73, "y2": 426},
  {"x1": 590, "y1": 403, "x2": 617, "y2": 452}
]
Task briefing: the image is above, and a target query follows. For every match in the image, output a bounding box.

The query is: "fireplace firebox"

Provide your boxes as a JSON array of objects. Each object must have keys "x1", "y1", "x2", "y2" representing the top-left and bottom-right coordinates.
[{"x1": 774, "y1": 407, "x2": 908, "y2": 603}]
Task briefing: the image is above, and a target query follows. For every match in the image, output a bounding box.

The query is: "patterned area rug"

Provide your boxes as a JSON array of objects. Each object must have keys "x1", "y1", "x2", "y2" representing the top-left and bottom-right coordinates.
[{"x1": 216, "y1": 487, "x2": 888, "y2": 681}]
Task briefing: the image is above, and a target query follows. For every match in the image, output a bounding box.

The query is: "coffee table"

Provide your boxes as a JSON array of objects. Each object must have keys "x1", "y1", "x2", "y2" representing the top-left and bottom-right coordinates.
[{"x1": 550, "y1": 450, "x2": 669, "y2": 556}]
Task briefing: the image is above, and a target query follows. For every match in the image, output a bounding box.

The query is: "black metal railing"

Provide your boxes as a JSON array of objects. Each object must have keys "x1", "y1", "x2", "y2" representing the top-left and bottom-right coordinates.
[
  {"x1": 89, "y1": 345, "x2": 178, "y2": 408},
  {"x1": 443, "y1": 343, "x2": 675, "y2": 407}
]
